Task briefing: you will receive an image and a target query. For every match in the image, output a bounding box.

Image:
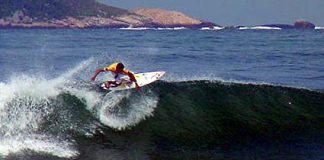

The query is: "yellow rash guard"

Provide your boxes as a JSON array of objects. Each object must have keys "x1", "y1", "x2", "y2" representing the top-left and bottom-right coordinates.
[
  {"x1": 103, "y1": 63, "x2": 130, "y2": 74},
  {"x1": 103, "y1": 63, "x2": 135, "y2": 83}
]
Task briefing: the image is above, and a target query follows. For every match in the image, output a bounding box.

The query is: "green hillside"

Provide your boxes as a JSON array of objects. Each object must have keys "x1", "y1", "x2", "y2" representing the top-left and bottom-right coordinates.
[{"x1": 0, "y1": 0, "x2": 130, "y2": 19}]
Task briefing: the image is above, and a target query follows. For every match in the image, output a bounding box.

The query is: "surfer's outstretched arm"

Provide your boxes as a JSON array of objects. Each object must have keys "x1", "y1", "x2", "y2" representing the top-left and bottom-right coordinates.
[
  {"x1": 90, "y1": 68, "x2": 105, "y2": 81},
  {"x1": 127, "y1": 71, "x2": 141, "y2": 91}
]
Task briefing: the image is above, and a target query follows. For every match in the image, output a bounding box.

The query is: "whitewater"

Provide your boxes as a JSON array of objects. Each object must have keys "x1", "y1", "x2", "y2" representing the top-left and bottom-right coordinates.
[{"x1": 0, "y1": 58, "x2": 161, "y2": 158}]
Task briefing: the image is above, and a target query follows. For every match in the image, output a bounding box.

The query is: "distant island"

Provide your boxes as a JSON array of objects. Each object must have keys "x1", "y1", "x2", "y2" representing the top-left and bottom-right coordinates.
[{"x1": 0, "y1": 0, "x2": 316, "y2": 29}]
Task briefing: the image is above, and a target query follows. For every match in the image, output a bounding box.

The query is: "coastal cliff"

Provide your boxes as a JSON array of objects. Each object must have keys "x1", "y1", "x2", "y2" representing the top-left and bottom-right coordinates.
[
  {"x1": 132, "y1": 8, "x2": 212, "y2": 28},
  {"x1": 0, "y1": 1, "x2": 316, "y2": 29},
  {"x1": 0, "y1": 0, "x2": 214, "y2": 29}
]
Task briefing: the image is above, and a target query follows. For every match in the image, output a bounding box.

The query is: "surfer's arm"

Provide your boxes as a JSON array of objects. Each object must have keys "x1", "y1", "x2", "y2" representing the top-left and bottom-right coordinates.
[
  {"x1": 90, "y1": 68, "x2": 106, "y2": 81},
  {"x1": 126, "y1": 71, "x2": 141, "y2": 90}
]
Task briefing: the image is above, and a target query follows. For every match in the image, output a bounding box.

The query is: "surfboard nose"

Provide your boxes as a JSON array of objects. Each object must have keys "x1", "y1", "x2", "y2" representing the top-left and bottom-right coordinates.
[
  {"x1": 156, "y1": 71, "x2": 166, "y2": 79},
  {"x1": 160, "y1": 71, "x2": 166, "y2": 75}
]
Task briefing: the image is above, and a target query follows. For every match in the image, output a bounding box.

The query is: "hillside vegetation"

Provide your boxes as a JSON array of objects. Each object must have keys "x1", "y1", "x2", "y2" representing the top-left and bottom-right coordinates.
[{"x1": 0, "y1": 0, "x2": 130, "y2": 19}]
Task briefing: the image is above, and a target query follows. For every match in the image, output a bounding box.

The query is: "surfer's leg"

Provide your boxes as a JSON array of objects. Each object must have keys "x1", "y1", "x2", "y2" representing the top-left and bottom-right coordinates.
[
  {"x1": 104, "y1": 81, "x2": 120, "y2": 88},
  {"x1": 104, "y1": 81, "x2": 113, "y2": 88}
]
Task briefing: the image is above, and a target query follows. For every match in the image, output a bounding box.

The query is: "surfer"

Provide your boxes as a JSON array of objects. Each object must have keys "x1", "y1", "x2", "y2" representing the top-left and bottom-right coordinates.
[{"x1": 90, "y1": 62, "x2": 141, "y2": 91}]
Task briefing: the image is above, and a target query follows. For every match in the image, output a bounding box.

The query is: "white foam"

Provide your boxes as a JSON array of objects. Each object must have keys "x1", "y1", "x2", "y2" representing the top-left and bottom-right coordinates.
[
  {"x1": 67, "y1": 88, "x2": 101, "y2": 111},
  {"x1": 0, "y1": 83, "x2": 15, "y2": 112},
  {"x1": 120, "y1": 27, "x2": 188, "y2": 31},
  {"x1": 0, "y1": 59, "x2": 97, "y2": 158},
  {"x1": 239, "y1": 26, "x2": 281, "y2": 30},
  {"x1": 200, "y1": 26, "x2": 224, "y2": 30},
  {"x1": 157, "y1": 27, "x2": 187, "y2": 30},
  {"x1": 0, "y1": 57, "x2": 161, "y2": 157},
  {"x1": 119, "y1": 27, "x2": 152, "y2": 30},
  {"x1": 238, "y1": 26, "x2": 249, "y2": 30},
  {"x1": 0, "y1": 77, "x2": 78, "y2": 158},
  {"x1": 315, "y1": 26, "x2": 324, "y2": 30},
  {"x1": 97, "y1": 90, "x2": 158, "y2": 130},
  {"x1": 0, "y1": 135, "x2": 78, "y2": 158},
  {"x1": 0, "y1": 77, "x2": 54, "y2": 110}
]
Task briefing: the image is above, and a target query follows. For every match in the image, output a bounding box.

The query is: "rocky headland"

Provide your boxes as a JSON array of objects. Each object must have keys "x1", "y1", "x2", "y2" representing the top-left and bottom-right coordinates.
[
  {"x1": 0, "y1": 0, "x2": 215, "y2": 29},
  {"x1": 0, "y1": 0, "x2": 317, "y2": 29}
]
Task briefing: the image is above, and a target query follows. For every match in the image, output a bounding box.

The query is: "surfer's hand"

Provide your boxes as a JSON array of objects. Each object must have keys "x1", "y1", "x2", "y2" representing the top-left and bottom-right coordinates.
[
  {"x1": 135, "y1": 83, "x2": 141, "y2": 91},
  {"x1": 90, "y1": 76, "x2": 96, "y2": 81}
]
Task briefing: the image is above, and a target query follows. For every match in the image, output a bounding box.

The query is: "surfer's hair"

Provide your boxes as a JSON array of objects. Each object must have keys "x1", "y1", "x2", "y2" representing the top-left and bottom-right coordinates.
[{"x1": 116, "y1": 63, "x2": 124, "y2": 70}]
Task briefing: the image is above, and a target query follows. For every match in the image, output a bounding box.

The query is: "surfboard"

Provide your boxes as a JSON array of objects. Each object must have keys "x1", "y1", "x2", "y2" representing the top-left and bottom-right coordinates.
[{"x1": 101, "y1": 71, "x2": 165, "y2": 91}]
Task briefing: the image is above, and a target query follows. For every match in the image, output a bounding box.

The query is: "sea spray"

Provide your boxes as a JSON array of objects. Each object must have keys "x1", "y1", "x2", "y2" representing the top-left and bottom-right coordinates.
[
  {"x1": 0, "y1": 75, "x2": 78, "y2": 158},
  {"x1": 0, "y1": 134, "x2": 78, "y2": 158},
  {"x1": 95, "y1": 89, "x2": 158, "y2": 130},
  {"x1": 0, "y1": 59, "x2": 97, "y2": 158},
  {"x1": 0, "y1": 76, "x2": 58, "y2": 134}
]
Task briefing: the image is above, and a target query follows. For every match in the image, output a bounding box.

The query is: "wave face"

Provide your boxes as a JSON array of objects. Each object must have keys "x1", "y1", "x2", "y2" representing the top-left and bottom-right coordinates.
[{"x1": 142, "y1": 81, "x2": 324, "y2": 145}]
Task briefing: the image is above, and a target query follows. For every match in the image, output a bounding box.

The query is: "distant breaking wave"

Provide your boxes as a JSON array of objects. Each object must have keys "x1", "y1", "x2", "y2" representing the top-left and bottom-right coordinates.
[
  {"x1": 200, "y1": 26, "x2": 224, "y2": 30},
  {"x1": 120, "y1": 27, "x2": 153, "y2": 30},
  {"x1": 117, "y1": 26, "x2": 323, "y2": 31},
  {"x1": 315, "y1": 26, "x2": 324, "y2": 30},
  {"x1": 119, "y1": 27, "x2": 187, "y2": 31},
  {"x1": 117, "y1": 26, "x2": 324, "y2": 31},
  {"x1": 119, "y1": 26, "x2": 226, "y2": 31},
  {"x1": 157, "y1": 27, "x2": 187, "y2": 30},
  {"x1": 239, "y1": 26, "x2": 282, "y2": 30}
]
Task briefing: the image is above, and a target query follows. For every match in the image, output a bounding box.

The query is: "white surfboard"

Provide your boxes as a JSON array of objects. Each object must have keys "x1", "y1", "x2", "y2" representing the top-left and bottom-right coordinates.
[{"x1": 101, "y1": 71, "x2": 165, "y2": 91}]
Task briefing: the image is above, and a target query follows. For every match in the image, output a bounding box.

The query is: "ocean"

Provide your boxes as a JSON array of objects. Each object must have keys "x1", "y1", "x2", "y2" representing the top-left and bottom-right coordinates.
[{"x1": 0, "y1": 28, "x2": 323, "y2": 159}]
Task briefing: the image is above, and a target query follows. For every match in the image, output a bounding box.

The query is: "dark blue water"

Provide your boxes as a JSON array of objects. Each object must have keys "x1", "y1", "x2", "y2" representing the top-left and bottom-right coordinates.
[
  {"x1": 0, "y1": 29, "x2": 323, "y2": 159},
  {"x1": 1, "y1": 29, "x2": 323, "y2": 89}
]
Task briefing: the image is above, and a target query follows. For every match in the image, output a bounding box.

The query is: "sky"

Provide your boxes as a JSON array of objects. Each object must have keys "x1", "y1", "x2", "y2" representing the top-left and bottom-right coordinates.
[{"x1": 99, "y1": 0, "x2": 324, "y2": 26}]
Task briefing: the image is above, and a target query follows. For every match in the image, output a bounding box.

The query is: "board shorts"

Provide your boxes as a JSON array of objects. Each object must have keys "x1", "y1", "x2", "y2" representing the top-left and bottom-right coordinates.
[{"x1": 113, "y1": 73, "x2": 130, "y2": 85}]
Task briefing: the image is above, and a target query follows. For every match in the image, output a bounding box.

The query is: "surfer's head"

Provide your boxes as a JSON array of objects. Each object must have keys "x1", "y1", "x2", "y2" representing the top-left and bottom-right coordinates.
[{"x1": 116, "y1": 63, "x2": 124, "y2": 72}]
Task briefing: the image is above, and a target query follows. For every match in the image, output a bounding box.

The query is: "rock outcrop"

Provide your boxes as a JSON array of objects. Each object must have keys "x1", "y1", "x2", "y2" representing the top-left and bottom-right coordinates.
[
  {"x1": 262, "y1": 20, "x2": 316, "y2": 29},
  {"x1": 133, "y1": 8, "x2": 201, "y2": 28},
  {"x1": 294, "y1": 20, "x2": 315, "y2": 29}
]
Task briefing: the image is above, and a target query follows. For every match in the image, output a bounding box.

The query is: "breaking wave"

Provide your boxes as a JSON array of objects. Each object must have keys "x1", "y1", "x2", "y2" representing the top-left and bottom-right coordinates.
[
  {"x1": 239, "y1": 26, "x2": 282, "y2": 30},
  {"x1": 200, "y1": 26, "x2": 224, "y2": 30},
  {"x1": 0, "y1": 58, "x2": 323, "y2": 158},
  {"x1": 315, "y1": 26, "x2": 324, "y2": 30},
  {"x1": 0, "y1": 58, "x2": 159, "y2": 158}
]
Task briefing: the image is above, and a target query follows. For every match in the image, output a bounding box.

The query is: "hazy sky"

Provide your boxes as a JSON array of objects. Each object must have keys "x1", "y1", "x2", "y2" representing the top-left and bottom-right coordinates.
[{"x1": 99, "y1": 0, "x2": 323, "y2": 26}]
